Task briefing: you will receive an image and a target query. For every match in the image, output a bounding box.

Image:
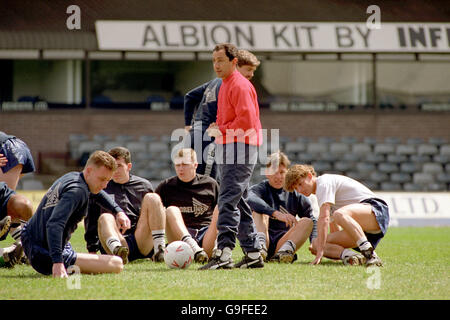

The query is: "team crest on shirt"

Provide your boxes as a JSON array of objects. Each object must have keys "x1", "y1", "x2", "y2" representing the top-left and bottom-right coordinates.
[
  {"x1": 204, "y1": 84, "x2": 217, "y2": 103},
  {"x1": 42, "y1": 183, "x2": 61, "y2": 210},
  {"x1": 179, "y1": 198, "x2": 209, "y2": 217}
]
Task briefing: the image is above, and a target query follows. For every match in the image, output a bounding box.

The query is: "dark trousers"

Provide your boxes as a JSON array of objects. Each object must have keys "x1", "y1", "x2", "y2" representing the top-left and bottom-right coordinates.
[
  {"x1": 186, "y1": 128, "x2": 217, "y2": 180},
  {"x1": 216, "y1": 143, "x2": 260, "y2": 253}
]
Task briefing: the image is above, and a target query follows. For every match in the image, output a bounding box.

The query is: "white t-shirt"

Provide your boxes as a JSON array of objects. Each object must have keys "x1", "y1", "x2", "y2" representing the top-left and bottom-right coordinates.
[{"x1": 315, "y1": 174, "x2": 375, "y2": 209}]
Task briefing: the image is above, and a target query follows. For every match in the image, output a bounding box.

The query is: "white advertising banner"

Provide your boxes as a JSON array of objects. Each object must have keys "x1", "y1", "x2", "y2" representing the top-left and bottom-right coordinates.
[
  {"x1": 96, "y1": 21, "x2": 450, "y2": 53},
  {"x1": 377, "y1": 192, "x2": 450, "y2": 218},
  {"x1": 377, "y1": 192, "x2": 450, "y2": 226},
  {"x1": 308, "y1": 192, "x2": 450, "y2": 226}
]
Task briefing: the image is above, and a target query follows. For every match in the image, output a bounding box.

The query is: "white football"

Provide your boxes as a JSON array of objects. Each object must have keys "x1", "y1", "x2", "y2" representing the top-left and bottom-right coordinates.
[{"x1": 164, "y1": 241, "x2": 194, "y2": 269}]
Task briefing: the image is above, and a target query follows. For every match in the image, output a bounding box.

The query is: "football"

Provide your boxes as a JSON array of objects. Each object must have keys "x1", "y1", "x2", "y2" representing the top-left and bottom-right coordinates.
[{"x1": 164, "y1": 241, "x2": 194, "y2": 269}]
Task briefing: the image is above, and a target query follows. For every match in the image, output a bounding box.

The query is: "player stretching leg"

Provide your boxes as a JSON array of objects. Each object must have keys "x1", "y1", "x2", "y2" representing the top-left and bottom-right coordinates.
[{"x1": 284, "y1": 164, "x2": 389, "y2": 267}]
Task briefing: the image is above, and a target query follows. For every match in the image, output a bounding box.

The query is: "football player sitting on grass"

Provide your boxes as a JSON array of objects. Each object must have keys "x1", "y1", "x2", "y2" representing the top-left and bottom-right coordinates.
[
  {"x1": 152, "y1": 148, "x2": 219, "y2": 264},
  {"x1": 85, "y1": 147, "x2": 166, "y2": 265},
  {"x1": 247, "y1": 151, "x2": 317, "y2": 263}
]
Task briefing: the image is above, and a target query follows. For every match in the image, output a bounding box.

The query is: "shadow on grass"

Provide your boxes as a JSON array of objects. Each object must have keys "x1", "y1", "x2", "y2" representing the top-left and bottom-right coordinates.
[
  {"x1": 294, "y1": 259, "x2": 345, "y2": 267},
  {"x1": 0, "y1": 273, "x2": 46, "y2": 279}
]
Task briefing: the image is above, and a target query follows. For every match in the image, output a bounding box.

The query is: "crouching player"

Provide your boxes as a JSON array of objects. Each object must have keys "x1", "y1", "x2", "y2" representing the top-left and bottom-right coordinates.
[
  {"x1": 247, "y1": 152, "x2": 316, "y2": 263},
  {"x1": 284, "y1": 164, "x2": 389, "y2": 267},
  {"x1": 21, "y1": 151, "x2": 126, "y2": 277},
  {"x1": 0, "y1": 182, "x2": 33, "y2": 267}
]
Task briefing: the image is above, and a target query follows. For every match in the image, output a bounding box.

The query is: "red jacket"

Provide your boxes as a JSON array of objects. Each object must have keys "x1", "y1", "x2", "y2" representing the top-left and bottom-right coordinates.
[{"x1": 216, "y1": 70, "x2": 262, "y2": 146}]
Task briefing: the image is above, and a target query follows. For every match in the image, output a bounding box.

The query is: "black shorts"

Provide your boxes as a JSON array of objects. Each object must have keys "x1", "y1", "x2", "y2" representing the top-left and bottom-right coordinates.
[
  {"x1": 187, "y1": 225, "x2": 209, "y2": 247},
  {"x1": 21, "y1": 224, "x2": 77, "y2": 276},
  {"x1": 268, "y1": 229, "x2": 287, "y2": 258},
  {"x1": 98, "y1": 233, "x2": 154, "y2": 262},
  {"x1": 354, "y1": 198, "x2": 390, "y2": 250},
  {"x1": 124, "y1": 233, "x2": 154, "y2": 262},
  {"x1": 0, "y1": 138, "x2": 35, "y2": 174},
  {"x1": 360, "y1": 198, "x2": 390, "y2": 236},
  {"x1": 0, "y1": 182, "x2": 15, "y2": 220}
]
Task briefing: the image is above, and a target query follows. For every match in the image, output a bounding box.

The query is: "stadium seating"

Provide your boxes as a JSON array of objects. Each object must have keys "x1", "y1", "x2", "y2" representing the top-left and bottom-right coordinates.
[
  {"x1": 378, "y1": 162, "x2": 398, "y2": 173},
  {"x1": 340, "y1": 136, "x2": 359, "y2": 144},
  {"x1": 396, "y1": 144, "x2": 416, "y2": 156},
  {"x1": 116, "y1": 134, "x2": 135, "y2": 142},
  {"x1": 352, "y1": 143, "x2": 372, "y2": 156},
  {"x1": 380, "y1": 182, "x2": 402, "y2": 191},
  {"x1": 103, "y1": 141, "x2": 123, "y2": 151},
  {"x1": 68, "y1": 133, "x2": 89, "y2": 159},
  {"x1": 422, "y1": 162, "x2": 443, "y2": 174},
  {"x1": 417, "y1": 144, "x2": 438, "y2": 156},
  {"x1": 307, "y1": 142, "x2": 328, "y2": 154},
  {"x1": 391, "y1": 172, "x2": 412, "y2": 184},
  {"x1": 285, "y1": 141, "x2": 306, "y2": 153},
  {"x1": 400, "y1": 162, "x2": 421, "y2": 173},
  {"x1": 374, "y1": 143, "x2": 396, "y2": 155},
  {"x1": 329, "y1": 142, "x2": 350, "y2": 154},
  {"x1": 125, "y1": 141, "x2": 147, "y2": 153},
  {"x1": 440, "y1": 145, "x2": 450, "y2": 157},
  {"x1": 387, "y1": 154, "x2": 408, "y2": 163},
  {"x1": 65, "y1": 134, "x2": 450, "y2": 191}
]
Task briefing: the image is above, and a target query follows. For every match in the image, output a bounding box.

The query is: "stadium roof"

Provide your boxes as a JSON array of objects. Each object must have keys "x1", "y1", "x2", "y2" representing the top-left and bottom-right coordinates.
[{"x1": 1, "y1": 0, "x2": 449, "y2": 50}]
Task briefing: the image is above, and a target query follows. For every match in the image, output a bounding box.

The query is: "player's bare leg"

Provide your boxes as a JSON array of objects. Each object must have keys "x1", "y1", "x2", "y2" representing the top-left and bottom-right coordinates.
[
  {"x1": 310, "y1": 229, "x2": 376, "y2": 266},
  {"x1": 0, "y1": 164, "x2": 23, "y2": 190},
  {"x1": 310, "y1": 230, "x2": 354, "y2": 258},
  {"x1": 201, "y1": 205, "x2": 219, "y2": 258},
  {"x1": 97, "y1": 213, "x2": 129, "y2": 263},
  {"x1": 75, "y1": 252, "x2": 123, "y2": 274},
  {"x1": 165, "y1": 206, "x2": 208, "y2": 263},
  {"x1": 271, "y1": 217, "x2": 313, "y2": 263},
  {"x1": 134, "y1": 193, "x2": 166, "y2": 261},
  {"x1": 331, "y1": 203, "x2": 383, "y2": 266}
]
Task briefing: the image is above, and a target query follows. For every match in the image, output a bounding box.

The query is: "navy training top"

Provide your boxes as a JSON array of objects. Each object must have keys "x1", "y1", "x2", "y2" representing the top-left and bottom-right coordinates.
[
  {"x1": 25, "y1": 171, "x2": 122, "y2": 263},
  {"x1": 247, "y1": 180, "x2": 317, "y2": 241}
]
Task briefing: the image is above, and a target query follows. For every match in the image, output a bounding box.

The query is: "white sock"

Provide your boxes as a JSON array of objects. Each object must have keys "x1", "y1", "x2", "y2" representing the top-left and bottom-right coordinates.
[
  {"x1": 182, "y1": 234, "x2": 201, "y2": 253},
  {"x1": 10, "y1": 225, "x2": 23, "y2": 245},
  {"x1": 256, "y1": 232, "x2": 267, "y2": 250},
  {"x1": 357, "y1": 237, "x2": 372, "y2": 252},
  {"x1": 247, "y1": 251, "x2": 261, "y2": 259},
  {"x1": 278, "y1": 240, "x2": 296, "y2": 253},
  {"x1": 152, "y1": 229, "x2": 165, "y2": 250},
  {"x1": 340, "y1": 248, "x2": 358, "y2": 260},
  {"x1": 106, "y1": 236, "x2": 121, "y2": 253},
  {"x1": 220, "y1": 247, "x2": 233, "y2": 261}
]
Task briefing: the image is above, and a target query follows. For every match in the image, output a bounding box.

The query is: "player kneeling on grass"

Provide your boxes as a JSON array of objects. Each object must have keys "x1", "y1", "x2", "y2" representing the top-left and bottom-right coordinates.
[
  {"x1": 284, "y1": 165, "x2": 389, "y2": 267},
  {"x1": 247, "y1": 151, "x2": 317, "y2": 263},
  {"x1": 21, "y1": 151, "x2": 126, "y2": 278},
  {"x1": 0, "y1": 182, "x2": 32, "y2": 268},
  {"x1": 85, "y1": 147, "x2": 166, "y2": 264},
  {"x1": 0, "y1": 132, "x2": 36, "y2": 267},
  {"x1": 152, "y1": 148, "x2": 219, "y2": 263}
]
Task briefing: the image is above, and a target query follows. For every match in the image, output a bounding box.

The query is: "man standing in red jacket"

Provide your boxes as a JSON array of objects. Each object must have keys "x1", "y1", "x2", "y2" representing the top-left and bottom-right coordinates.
[{"x1": 201, "y1": 43, "x2": 264, "y2": 270}]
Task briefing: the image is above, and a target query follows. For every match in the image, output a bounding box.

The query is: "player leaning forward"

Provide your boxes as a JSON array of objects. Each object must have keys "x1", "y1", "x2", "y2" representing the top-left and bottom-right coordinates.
[
  {"x1": 284, "y1": 165, "x2": 389, "y2": 267},
  {"x1": 21, "y1": 151, "x2": 126, "y2": 277}
]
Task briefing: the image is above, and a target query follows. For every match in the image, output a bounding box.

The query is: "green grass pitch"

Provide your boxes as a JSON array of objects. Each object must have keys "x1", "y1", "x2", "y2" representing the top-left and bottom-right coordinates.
[{"x1": 1, "y1": 226, "x2": 449, "y2": 300}]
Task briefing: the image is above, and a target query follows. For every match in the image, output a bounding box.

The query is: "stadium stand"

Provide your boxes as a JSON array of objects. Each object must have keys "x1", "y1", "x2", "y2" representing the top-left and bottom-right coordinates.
[
  {"x1": 65, "y1": 133, "x2": 450, "y2": 192},
  {"x1": 62, "y1": 134, "x2": 450, "y2": 191}
]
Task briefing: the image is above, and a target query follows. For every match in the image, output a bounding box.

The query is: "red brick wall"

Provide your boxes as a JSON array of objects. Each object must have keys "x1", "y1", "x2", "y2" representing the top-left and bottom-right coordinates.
[{"x1": 1, "y1": 110, "x2": 449, "y2": 162}]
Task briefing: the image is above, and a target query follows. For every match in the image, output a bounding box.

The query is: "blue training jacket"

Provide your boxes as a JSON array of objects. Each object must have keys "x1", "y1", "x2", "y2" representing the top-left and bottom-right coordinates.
[
  {"x1": 247, "y1": 180, "x2": 318, "y2": 241},
  {"x1": 25, "y1": 171, "x2": 122, "y2": 264},
  {"x1": 184, "y1": 78, "x2": 222, "y2": 130}
]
